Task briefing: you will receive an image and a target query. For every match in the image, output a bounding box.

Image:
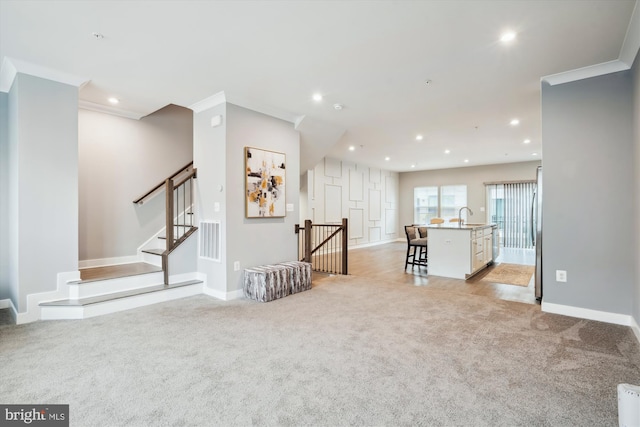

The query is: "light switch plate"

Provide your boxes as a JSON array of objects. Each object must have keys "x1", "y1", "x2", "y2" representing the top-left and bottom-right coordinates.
[
  {"x1": 286, "y1": 203, "x2": 294, "y2": 212},
  {"x1": 214, "y1": 202, "x2": 220, "y2": 212}
]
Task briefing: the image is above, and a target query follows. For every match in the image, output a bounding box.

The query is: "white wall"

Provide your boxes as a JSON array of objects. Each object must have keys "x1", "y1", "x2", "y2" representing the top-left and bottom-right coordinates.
[
  {"x1": 78, "y1": 104, "x2": 193, "y2": 262},
  {"x1": 11, "y1": 74, "x2": 79, "y2": 311},
  {"x1": 306, "y1": 158, "x2": 400, "y2": 246},
  {"x1": 541, "y1": 71, "x2": 634, "y2": 316},
  {"x1": 398, "y1": 161, "x2": 541, "y2": 227}
]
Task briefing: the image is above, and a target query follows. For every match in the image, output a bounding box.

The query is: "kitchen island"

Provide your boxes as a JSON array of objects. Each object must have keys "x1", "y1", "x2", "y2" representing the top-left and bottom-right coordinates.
[{"x1": 426, "y1": 223, "x2": 498, "y2": 279}]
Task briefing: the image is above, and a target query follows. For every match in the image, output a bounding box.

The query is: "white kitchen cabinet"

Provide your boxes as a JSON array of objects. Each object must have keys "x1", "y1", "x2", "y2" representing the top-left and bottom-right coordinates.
[{"x1": 427, "y1": 224, "x2": 495, "y2": 279}]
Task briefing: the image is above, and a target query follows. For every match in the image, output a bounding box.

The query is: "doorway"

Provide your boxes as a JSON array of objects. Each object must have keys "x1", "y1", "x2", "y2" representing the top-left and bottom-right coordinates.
[{"x1": 486, "y1": 181, "x2": 536, "y2": 265}]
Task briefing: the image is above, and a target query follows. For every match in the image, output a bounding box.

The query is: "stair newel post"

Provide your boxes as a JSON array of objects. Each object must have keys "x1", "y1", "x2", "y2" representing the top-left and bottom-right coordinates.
[
  {"x1": 165, "y1": 178, "x2": 174, "y2": 251},
  {"x1": 304, "y1": 219, "x2": 312, "y2": 264},
  {"x1": 342, "y1": 218, "x2": 348, "y2": 275},
  {"x1": 163, "y1": 178, "x2": 174, "y2": 286}
]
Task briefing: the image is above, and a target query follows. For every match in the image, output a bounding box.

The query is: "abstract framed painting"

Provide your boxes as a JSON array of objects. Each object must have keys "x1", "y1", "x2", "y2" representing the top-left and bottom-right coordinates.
[{"x1": 245, "y1": 147, "x2": 286, "y2": 218}]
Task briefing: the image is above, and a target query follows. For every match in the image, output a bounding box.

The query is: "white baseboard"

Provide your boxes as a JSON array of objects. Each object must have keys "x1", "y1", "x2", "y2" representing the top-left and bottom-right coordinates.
[
  {"x1": 203, "y1": 285, "x2": 244, "y2": 301},
  {"x1": 0, "y1": 299, "x2": 10, "y2": 309},
  {"x1": 350, "y1": 239, "x2": 401, "y2": 251},
  {"x1": 542, "y1": 301, "x2": 634, "y2": 327},
  {"x1": 14, "y1": 270, "x2": 81, "y2": 324},
  {"x1": 169, "y1": 272, "x2": 204, "y2": 285},
  {"x1": 631, "y1": 316, "x2": 640, "y2": 344},
  {"x1": 79, "y1": 255, "x2": 140, "y2": 269}
]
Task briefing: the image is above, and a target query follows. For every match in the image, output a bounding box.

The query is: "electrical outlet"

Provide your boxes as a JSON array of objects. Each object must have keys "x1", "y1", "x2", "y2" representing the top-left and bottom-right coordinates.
[
  {"x1": 556, "y1": 270, "x2": 567, "y2": 282},
  {"x1": 233, "y1": 261, "x2": 240, "y2": 271}
]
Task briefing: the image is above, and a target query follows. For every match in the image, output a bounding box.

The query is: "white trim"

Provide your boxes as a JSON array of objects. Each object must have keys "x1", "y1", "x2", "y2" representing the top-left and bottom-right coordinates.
[
  {"x1": 79, "y1": 100, "x2": 144, "y2": 120},
  {"x1": 631, "y1": 316, "x2": 640, "y2": 345},
  {"x1": 79, "y1": 255, "x2": 141, "y2": 269},
  {"x1": 189, "y1": 91, "x2": 226, "y2": 113},
  {"x1": 541, "y1": 301, "x2": 633, "y2": 327},
  {"x1": 0, "y1": 57, "x2": 17, "y2": 92},
  {"x1": 14, "y1": 270, "x2": 80, "y2": 324},
  {"x1": 541, "y1": 60, "x2": 630, "y2": 86},
  {"x1": 0, "y1": 299, "x2": 11, "y2": 309},
  {"x1": 202, "y1": 285, "x2": 244, "y2": 301},
  {"x1": 0, "y1": 57, "x2": 89, "y2": 93},
  {"x1": 168, "y1": 272, "x2": 204, "y2": 285},
  {"x1": 350, "y1": 239, "x2": 402, "y2": 251},
  {"x1": 619, "y1": 0, "x2": 640, "y2": 67}
]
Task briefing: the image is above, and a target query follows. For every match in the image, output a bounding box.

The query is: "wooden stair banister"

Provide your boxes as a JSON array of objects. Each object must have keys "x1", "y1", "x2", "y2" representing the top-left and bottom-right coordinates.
[
  {"x1": 161, "y1": 167, "x2": 197, "y2": 285},
  {"x1": 133, "y1": 162, "x2": 194, "y2": 205}
]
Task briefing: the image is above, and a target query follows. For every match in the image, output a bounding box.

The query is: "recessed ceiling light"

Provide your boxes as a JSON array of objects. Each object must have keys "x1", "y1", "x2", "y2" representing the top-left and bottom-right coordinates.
[
  {"x1": 384, "y1": 156, "x2": 390, "y2": 161},
  {"x1": 333, "y1": 103, "x2": 344, "y2": 110},
  {"x1": 411, "y1": 164, "x2": 416, "y2": 168},
  {"x1": 523, "y1": 139, "x2": 531, "y2": 144},
  {"x1": 108, "y1": 97, "x2": 119, "y2": 104},
  {"x1": 416, "y1": 135, "x2": 423, "y2": 141},
  {"x1": 444, "y1": 149, "x2": 450, "y2": 154},
  {"x1": 500, "y1": 31, "x2": 517, "y2": 43},
  {"x1": 510, "y1": 119, "x2": 520, "y2": 126},
  {"x1": 532, "y1": 152, "x2": 538, "y2": 156},
  {"x1": 312, "y1": 93, "x2": 323, "y2": 102},
  {"x1": 348, "y1": 145, "x2": 355, "y2": 151},
  {"x1": 464, "y1": 159, "x2": 469, "y2": 163},
  {"x1": 424, "y1": 79, "x2": 432, "y2": 86}
]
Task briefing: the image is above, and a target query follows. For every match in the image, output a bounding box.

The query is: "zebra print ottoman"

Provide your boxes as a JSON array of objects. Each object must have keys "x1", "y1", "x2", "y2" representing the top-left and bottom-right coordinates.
[{"x1": 243, "y1": 265, "x2": 290, "y2": 302}]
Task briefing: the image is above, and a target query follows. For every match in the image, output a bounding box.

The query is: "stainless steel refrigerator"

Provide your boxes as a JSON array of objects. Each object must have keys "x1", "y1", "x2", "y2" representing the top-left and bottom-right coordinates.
[{"x1": 534, "y1": 166, "x2": 542, "y2": 301}]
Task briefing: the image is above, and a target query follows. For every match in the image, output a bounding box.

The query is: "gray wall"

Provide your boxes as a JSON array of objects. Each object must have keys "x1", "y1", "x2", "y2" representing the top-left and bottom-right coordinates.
[
  {"x1": 11, "y1": 74, "x2": 79, "y2": 310},
  {"x1": 398, "y1": 161, "x2": 541, "y2": 227},
  {"x1": 226, "y1": 104, "x2": 300, "y2": 292},
  {"x1": 633, "y1": 51, "x2": 640, "y2": 324},
  {"x1": 541, "y1": 71, "x2": 634, "y2": 315},
  {"x1": 193, "y1": 102, "x2": 227, "y2": 293},
  {"x1": 0, "y1": 91, "x2": 8, "y2": 301},
  {"x1": 79, "y1": 104, "x2": 193, "y2": 261},
  {"x1": 193, "y1": 102, "x2": 299, "y2": 295}
]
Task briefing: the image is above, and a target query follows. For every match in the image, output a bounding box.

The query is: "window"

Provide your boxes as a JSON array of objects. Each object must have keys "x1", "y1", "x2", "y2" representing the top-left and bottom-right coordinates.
[
  {"x1": 413, "y1": 185, "x2": 467, "y2": 223},
  {"x1": 440, "y1": 185, "x2": 468, "y2": 221},
  {"x1": 414, "y1": 186, "x2": 438, "y2": 224}
]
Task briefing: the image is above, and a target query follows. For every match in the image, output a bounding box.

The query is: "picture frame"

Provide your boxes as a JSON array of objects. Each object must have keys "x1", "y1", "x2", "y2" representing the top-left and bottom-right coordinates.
[{"x1": 245, "y1": 147, "x2": 286, "y2": 218}]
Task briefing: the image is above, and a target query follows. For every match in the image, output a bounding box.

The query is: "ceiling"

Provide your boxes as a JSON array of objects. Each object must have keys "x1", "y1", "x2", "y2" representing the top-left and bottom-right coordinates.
[{"x1": 1, "y1": 0, "x2": 638, "y2": 173}]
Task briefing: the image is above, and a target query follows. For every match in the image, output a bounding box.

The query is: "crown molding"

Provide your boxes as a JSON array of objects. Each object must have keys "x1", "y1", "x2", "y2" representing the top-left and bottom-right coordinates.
[
  {"x1": 78, "y1": 100, "x2": 145, "y2": 120},
  {"x1": 189, "y1": 91, "x2": 226, "y2": 113},
  {"x1": 541, "y1": 60, "x2": 630, "y2": 86},
  {"x1": 0, "y1": 56, "x2": 89, "y2": 93},
  {"x1": 542, "y1": 3, "x2": 639, "y2": 86},
  {"x1": 619, "y1": 0, "x2": 640, "y2": 67}
]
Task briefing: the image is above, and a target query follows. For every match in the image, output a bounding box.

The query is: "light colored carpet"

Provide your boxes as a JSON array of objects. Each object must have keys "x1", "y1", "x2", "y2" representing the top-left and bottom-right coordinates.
[
  {"x1": 481, "y1": 263, "x2": 535, "y2": 287},
  {"x1": 1, "y1": 274, "x2": 639, "y2": 426}
]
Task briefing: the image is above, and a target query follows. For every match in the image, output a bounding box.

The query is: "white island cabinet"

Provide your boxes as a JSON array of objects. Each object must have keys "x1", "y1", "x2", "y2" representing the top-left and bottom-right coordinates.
[{"x1": 426, "y1": 224, "x2": 496, "y2": 279}]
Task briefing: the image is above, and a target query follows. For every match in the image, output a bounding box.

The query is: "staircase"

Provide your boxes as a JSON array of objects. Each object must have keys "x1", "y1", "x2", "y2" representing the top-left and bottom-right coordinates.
[{"x1": 40, "y1": 163, "x2": 201, "y2": 320}]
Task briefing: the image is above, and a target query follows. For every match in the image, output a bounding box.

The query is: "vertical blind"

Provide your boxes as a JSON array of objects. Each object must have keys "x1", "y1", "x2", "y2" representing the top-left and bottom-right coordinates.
[{"x1": 502, "y1": 182, "x2": 536, "y2": 249}]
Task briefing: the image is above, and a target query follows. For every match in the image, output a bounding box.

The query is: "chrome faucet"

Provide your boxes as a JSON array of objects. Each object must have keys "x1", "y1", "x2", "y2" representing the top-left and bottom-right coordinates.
[{"x1": 458, "y1": 206, "x2": 473, "y2": 226}]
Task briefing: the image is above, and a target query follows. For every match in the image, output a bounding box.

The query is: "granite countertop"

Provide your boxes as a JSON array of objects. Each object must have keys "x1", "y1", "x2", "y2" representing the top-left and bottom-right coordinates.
[{"x1": 425, "y1": 223, "x2": 496, "y2": 230}]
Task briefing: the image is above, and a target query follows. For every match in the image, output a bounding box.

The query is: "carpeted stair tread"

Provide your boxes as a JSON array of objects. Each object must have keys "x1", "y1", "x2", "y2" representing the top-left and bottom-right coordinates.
[{"x1": 40, "y1": 280, "x2": 203, "y2": 307}]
